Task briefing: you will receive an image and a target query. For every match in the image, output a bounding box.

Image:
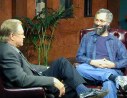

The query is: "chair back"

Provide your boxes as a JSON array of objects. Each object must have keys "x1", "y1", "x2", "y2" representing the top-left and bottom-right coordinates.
[
  {"x1": 0, "y1": 72, "x2": 5, "y2": 98},
  {"x1": 0, "y1": 76, "x2": 4, "y2": 89},
  {"x1": 109, "y1": 28, "x2": 127, "y2": 48},
  {"x1": 80, "y1": 28, "x2": 127, "y2": 47}
]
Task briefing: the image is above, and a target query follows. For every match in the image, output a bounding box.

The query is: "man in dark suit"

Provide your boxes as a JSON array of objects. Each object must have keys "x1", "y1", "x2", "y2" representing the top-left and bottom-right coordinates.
[{"x1": 0, "y1": 19, "x2": 108, "y2": 98}]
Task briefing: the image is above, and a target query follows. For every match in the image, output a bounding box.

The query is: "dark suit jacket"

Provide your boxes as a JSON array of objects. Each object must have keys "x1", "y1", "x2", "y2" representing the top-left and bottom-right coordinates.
[{"x1": 0, "y1": 42, "x2": 54, "y2": 88}]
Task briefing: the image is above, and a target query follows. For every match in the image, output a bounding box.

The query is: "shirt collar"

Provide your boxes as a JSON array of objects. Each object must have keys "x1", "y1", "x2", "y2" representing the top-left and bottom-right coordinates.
[
  {"x1": 89, "y1": 31, "x2": 114, "y2": 40},
  {"x1": 8, "y1": 43, "x2": 20, "y2": 53}
]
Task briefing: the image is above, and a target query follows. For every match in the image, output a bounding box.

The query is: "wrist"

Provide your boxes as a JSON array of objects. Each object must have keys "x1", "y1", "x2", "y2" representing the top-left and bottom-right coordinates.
[
  {"x1": 90, "y1": 60, "x2": 94, "y2": 65},
  {"x1": 53, "y1": 78, "x2": 58, "y2": 85}
]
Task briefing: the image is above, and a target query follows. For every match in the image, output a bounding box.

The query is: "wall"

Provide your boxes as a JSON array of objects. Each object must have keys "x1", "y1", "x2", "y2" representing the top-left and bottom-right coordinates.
[
  {"x1": 119, "y1": 0, "x2": 127, "y2": 30},
  {"x1": 0, "y1": 0, "x2": 120, "y2": 64},
  {"x1": 0, "y1": 0, "x2": 12, "y2": 25},
  {"x1": 46, "y1": 0, "x2": 120, "y2": 64},
  {"x1": 107, "y1": 0, "x2": 120, "y2": 28},
  {"x1": 26, "y1": 0, "x2": 110, "y2": 64}
]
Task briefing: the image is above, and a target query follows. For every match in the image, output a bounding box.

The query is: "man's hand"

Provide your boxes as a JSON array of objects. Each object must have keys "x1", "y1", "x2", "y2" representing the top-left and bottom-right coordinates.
[
  {"x1": 90, "y1": 59, "x2": 104, "y2": 68},
  {"x1": 90, "y1": 58, "x2": 115, "y2": 68},
  {"x1": 53, "y1": 78, "x2": 65, "y2": 97},
  {"x1": 102, "y1": 58, "x2": 115, "y2": 68}
]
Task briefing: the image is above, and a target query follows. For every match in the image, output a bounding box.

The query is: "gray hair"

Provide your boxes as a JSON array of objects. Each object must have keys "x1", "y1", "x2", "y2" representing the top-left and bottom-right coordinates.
[
  {"x1": 95, "y1": 8, "x2": 113, "y2": 23},
  {"x1": 0, "y1": 19, "x2": 22, "y2": 42}
]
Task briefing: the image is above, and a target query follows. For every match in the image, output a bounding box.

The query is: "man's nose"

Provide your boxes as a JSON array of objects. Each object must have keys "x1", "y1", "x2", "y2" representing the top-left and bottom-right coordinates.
[
  {"x1": 95, "y1": 21, "x2": 102, "y2": 26},
  {"x1": 23, "y1": 35, "x2": 25, "y2": 38}
]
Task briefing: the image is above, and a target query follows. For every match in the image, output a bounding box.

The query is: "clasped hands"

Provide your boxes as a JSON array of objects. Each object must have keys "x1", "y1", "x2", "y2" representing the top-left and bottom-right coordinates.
[{"x1": 90, "y1": 58, "x2": 115, "y2": 68}]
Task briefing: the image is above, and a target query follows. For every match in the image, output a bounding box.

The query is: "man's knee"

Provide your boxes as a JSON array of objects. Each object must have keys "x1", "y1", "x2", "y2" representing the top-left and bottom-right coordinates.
[
  {"x1": 58, "y1": 57, "x2": 67, "y2": 61},
  {"x1": 57, "y1": 57, "x2": 70, "y2": 65}
]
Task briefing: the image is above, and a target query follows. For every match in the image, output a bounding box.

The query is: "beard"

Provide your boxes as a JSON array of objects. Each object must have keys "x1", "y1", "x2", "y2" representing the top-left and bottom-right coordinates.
[{"x1": 93, "y1": 24, "x2": 110, "y2": 35}]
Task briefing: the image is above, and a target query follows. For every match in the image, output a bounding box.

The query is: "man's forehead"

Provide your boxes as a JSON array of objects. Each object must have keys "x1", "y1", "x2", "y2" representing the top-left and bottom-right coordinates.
[
  {"x1": 95, "y1": 13, "x2": 107, "y2": 20},
  {"x1": 17, "y1": 24, "x2": 24, "y2": 32}
]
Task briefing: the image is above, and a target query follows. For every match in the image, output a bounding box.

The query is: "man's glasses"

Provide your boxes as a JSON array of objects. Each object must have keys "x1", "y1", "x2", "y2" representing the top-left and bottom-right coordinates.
[
  {"x1": 12, "y1": 33, "x2": 25, "y2": 36},
  {"x1": 94, "y1": 19, "x2": 107, "y2": 23}
]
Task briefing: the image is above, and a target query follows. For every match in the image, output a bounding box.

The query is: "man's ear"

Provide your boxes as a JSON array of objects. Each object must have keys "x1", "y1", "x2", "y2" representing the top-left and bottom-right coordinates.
[
  {"x1": 106, "y1": 22, "x2": 111, "y2": 26},
  {"x1": 9, "y1": 33, "x2": 14, "y2": 41}
]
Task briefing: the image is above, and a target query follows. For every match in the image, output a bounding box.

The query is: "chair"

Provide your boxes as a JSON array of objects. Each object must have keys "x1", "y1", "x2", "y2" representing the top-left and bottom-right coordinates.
[
  {"x1": 0, "y1": 71, "x2": 76, "y2": 98},
  {"x1": 79, "y1": 28, "x2": 127, "y2": 98},
  {"x1": 0, "y1": 73, "x2": 47, "y2": 98}
]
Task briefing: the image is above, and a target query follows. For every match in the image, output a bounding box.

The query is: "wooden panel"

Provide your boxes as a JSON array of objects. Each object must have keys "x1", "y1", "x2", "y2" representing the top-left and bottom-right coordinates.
[
  {"x1": 0, "y1": 0, "x2": 12, "y2": 25},
  {"x1": 92, "y1": 0, "x2": 107, "y2": 16},
  {"x1": 27, "y1": 0, "x2": 36, "y2": 19},
  {"x1": 47, "y1": 0, "x2": 60, "y2": 10},
  {"x1": 107, "y1": 0, "x2": 120, "y2": 28},
  {"x1": 0, "y1": 0, "x2": 120, "y2": 63},
  {"x1": 14, "y1": 0, "x2": 35, "y2": 19},
  {"x1": 0, "y1": 0, "x2": 2, "y2": 9},
  {"x1": 73, "y1": 0, "x2": 84, "y2": 18},
  {"x1": 15, "y1": 0, "x2": 27, "y2": 17},
  {"x1": 47, "y1": 0, "x2": 53, "y2": 9},
  {"x1": 12, "y1": 0, "x2": 16, "y2": 18}
]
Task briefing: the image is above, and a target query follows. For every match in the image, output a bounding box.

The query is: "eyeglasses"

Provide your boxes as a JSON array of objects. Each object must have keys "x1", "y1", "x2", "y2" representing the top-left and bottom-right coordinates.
[
  {"x1": 94, "y1": 19, "x2": 107, "y2": 23},
  {"x1": 16, "y1": 33, "x2": 24, "y2": 36},
  {"x1": 12, "y1": 33, "x2": 25, "y2": 36}
]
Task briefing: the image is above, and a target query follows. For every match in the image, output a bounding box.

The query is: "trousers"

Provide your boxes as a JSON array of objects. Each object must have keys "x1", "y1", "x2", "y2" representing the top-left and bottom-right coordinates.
[
  {"x1": 42, "y1": 57, "x2": 85, "y2": 98},
  {"x1": 76, "y1": 63, "x2": 123, "y2": 98}
]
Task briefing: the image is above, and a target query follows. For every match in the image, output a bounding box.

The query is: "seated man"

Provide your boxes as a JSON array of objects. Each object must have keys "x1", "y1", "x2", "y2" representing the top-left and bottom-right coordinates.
[
  {"x1": 76, "y1": 8, "x2": 127, "y2": 98},
  {"x1": 0, "y1": 19, "x2": 108, "y2": 98}
]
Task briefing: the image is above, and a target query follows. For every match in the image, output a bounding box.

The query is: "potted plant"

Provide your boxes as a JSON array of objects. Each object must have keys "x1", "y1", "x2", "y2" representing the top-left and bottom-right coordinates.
[{"x1": 17, "y1": 6, "x2": 72, "y2": 66}]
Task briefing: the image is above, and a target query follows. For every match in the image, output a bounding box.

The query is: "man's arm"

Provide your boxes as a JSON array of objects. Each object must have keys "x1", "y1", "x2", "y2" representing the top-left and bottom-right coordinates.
[
  {"x1": 114, "y1": 41, "x2": 127, "y2": 68},
  {"x1": 76, "y1": 34, "x2": 91, "y2": 64},
  {"x1": 1, "y1": 49, "x2": 54, "y2": 87}
]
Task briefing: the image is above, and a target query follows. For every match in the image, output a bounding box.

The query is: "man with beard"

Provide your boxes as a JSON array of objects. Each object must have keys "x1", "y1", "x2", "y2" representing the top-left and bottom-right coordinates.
[{"x1": 75, "y1": 8, "x2": 127, "y2": 98}]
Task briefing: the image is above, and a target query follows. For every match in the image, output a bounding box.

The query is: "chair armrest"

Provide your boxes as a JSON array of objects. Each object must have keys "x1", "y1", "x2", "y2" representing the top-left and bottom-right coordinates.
[
  {"x1": 4, "y1": 87, "x2": 45, "y2": 98},
  {"x1": 124, "y1": 68, "x2": 127, "y2": 75}
]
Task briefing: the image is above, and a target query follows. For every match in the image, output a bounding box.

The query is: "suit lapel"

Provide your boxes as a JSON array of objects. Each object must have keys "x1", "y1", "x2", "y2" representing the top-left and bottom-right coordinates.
[{"x1": 19, "y1": 52, "x2": 41, "y2": 76}]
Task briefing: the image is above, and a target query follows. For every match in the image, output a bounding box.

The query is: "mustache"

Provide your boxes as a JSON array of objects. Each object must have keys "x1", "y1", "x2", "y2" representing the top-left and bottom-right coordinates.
[
  {"x1": 86, "y1": 27, "x2": 102, "y2": 30},
  {"x1": 86, "y1": 24, "x2": 109, "y2": 30}
]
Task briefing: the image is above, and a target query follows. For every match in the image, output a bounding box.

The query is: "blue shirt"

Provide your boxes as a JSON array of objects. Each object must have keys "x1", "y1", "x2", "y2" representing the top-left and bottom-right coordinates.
[
  {"x1": 96, "y1": 36, "x2": 109, "y2": 60},
  {"x1": 76, "y1": 31, "x2": 127, "y2": 68}
]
